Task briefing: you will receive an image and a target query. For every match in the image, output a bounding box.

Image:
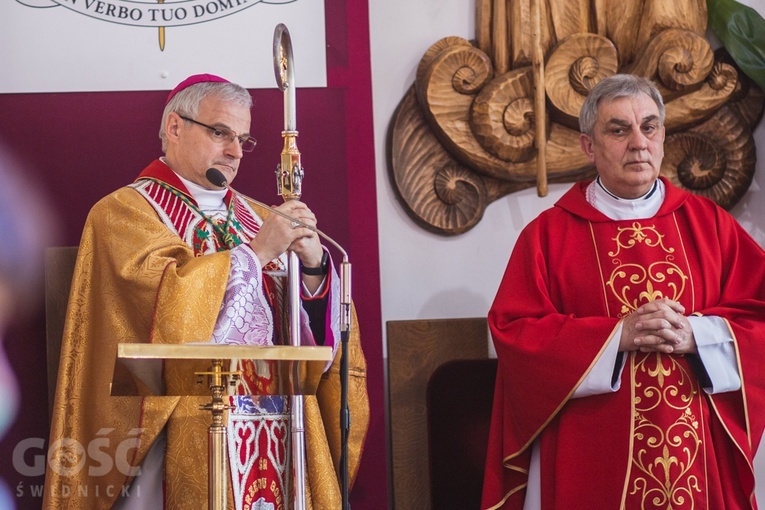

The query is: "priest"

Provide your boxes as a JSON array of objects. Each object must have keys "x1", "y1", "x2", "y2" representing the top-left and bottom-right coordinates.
[{"x1": 482, "y1": 74, "x2": 765, "y2": 509}]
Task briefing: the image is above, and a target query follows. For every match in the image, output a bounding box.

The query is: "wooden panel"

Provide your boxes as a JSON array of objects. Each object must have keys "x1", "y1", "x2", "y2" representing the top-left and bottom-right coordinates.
[
  {"x1": 387, "y1": 317, "x2": 489, "y2": 510},
  {"x1": 44, "y1": 246, "x2": 78, "y2": 423}
]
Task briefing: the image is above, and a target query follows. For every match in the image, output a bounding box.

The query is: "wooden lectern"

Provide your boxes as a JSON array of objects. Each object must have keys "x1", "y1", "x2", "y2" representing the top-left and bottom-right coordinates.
[{"x1": 111, "y1": 342, "x2": 332, "y2": 510}]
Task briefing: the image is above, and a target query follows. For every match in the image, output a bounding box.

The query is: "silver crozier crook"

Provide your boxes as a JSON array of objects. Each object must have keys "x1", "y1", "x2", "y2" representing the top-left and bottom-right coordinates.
[{"x1": 273, "y1": 23, "x2": 307, "y2": 510}]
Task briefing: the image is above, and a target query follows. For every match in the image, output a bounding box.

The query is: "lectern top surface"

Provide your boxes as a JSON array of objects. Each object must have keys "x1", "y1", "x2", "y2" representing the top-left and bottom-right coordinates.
[{"x1": 117, "y1": 343, "x2": 332, "y2": 361}]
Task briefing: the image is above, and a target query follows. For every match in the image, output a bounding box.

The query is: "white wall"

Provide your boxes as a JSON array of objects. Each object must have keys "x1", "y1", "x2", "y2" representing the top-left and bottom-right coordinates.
[
  {"x1": 370, "y1": 0, "x2": 557, "y2": 334},
  {"x1": 369, "y1": 0, "x2": 765, "y2": 500}
]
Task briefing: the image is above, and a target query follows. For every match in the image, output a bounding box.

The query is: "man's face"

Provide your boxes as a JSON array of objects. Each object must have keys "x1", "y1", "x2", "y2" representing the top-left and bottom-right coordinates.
[
  {"x1": 166, "y1": 94, "x2": 252, "y2": 189},
  {"x1": 579, "y1": 93, "x2": 665, "y2": 199}
]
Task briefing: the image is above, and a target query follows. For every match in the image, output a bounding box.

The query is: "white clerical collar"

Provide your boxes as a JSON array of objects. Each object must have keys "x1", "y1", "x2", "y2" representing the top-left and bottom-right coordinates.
[
  {"x1": 173, "y1": 172, "x2": 228, "y2": 218},
  {"x1": 159, "y1": 158, "x2": 228, "y2": 216},
  {"x1": 586, "y1": 176, "x2": 665, "y2": 220}
]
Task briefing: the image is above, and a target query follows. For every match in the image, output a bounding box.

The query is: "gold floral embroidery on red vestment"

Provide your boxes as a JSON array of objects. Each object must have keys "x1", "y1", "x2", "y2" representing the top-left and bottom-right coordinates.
[{"x1": 592, "y1": 219, "x2": 705, "y2": 508}]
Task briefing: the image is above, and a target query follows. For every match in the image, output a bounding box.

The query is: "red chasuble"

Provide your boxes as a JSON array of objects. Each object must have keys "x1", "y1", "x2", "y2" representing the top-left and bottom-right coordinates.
[{"x1": 482, "y1": 178, "x2": 765, "y2": 509}]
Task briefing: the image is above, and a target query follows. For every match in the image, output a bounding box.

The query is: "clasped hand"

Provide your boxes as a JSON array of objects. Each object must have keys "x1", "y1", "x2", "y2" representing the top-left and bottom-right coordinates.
[
  {"x1": 619, "y1": 298, "x2": 696, "y2": 354},
  {"x1": 248, "y1": 200, "x2": 323, "y2": 269}
]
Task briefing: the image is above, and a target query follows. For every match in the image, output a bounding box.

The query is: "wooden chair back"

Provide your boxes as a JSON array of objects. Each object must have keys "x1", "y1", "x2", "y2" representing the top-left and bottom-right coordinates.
[
  {"x1": 44, "y1": 246, "x2": 78, "y2": 423},
  {"x1": 386, "y1": 317, "x2": 490, "y2": 509}
]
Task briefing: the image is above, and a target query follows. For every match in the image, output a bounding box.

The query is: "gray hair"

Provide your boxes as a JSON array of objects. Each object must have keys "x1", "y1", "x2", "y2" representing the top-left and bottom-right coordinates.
[
  {"x1": 159, "y1": 81, "x2": 253, "y2": 152},
  {"x1": 578, "y1": 74, "x2": 665, "y2": 136}
]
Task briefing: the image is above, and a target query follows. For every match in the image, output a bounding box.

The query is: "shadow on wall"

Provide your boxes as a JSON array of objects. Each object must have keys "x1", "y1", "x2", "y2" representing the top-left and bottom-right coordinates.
[
  {"x1": 419, "y1": 288, "x2": 491, "y2": 322},
  {"x1": 729, "y1": 123, "x2": 765, "y2": 246}
]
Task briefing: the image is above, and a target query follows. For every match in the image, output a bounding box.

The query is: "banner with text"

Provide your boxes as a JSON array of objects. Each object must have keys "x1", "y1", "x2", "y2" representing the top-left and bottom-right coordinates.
[{"x1": 1, "y1": 0, "x2": 326, "y2": 93}]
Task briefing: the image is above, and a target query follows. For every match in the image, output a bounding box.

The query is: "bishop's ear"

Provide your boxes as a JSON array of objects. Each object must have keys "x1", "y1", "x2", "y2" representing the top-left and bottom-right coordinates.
[{"x1": 165, "y1": 112, "x2": 183, "y2": 143}]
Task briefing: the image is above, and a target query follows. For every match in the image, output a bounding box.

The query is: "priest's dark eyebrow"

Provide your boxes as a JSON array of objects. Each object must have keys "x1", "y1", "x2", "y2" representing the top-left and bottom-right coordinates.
[{"x1": 603, "y1": 115, "x2": 661, "y2": 132}]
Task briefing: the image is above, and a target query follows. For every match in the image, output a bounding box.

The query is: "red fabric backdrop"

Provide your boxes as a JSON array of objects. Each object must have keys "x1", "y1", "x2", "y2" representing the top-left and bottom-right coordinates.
[{"x1": 0, "y1": 0, "x2": 386, "y2": 507}]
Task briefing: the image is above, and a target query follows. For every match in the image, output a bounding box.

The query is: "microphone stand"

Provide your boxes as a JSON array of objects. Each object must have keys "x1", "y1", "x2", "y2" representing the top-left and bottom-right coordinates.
[{"x1": 339, "y1": 259, "x2": 351, "y2": 510}]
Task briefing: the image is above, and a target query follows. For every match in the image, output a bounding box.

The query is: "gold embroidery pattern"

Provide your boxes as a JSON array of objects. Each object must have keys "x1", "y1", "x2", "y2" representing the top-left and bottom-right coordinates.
[
  {"x1": 596, "y1": 220, "x2": 703, "y2": 507},
  {"x1": 630, "y1": 354, "x2": 702, "y2": 509},
  {"x1": 608, "y1": 222, "x2": 675, "y2": 258},
  {"x1": 605, "y1": 222, "x2": 687, "y2": 316}
]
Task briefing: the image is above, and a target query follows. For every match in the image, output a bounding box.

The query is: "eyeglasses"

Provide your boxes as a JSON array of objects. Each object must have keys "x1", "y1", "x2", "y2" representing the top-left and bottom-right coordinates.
[{"x1": 179, "y1": 115, "x2": 257, "y2": 153}]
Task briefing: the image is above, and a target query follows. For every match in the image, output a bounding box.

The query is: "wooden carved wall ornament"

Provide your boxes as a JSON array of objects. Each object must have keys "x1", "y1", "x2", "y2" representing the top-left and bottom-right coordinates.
[{"x1": 389, "y1": 0, "x2": 764, "y2": 235}]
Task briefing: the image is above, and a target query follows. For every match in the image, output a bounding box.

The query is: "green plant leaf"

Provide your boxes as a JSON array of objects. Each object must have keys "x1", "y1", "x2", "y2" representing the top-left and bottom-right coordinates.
[{"x1": 707, "y1": 0, "x2": 765, "y2": 90}]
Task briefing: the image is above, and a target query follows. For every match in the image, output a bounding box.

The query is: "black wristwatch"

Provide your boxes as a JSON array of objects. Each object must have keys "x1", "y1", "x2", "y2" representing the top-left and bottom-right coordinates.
[{"x1": 301, "y1": 250, "x2": 329, "y2": 276}]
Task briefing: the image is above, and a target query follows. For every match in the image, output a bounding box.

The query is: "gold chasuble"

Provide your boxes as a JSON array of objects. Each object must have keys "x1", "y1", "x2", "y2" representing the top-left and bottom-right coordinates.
[
  {"x1": 483, "y1": 178, "x2": 765, "y2": 510},
  {"x1": 43, "y1": 160, "x2": 370, "y2": 509}
]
